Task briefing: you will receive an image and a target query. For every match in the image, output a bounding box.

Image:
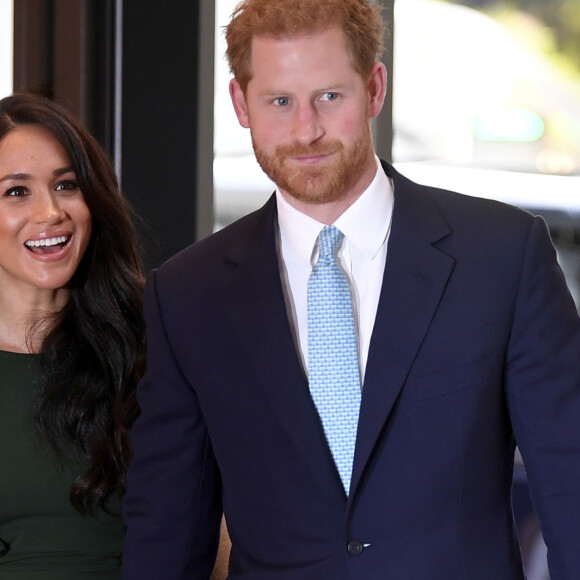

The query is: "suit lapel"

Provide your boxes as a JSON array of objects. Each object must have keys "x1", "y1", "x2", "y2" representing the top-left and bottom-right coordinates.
[
  {"x1": 222, "y1": 169, "x2": 458, "y2": 501},
  {"x1": 350, "y1": 166, "x2": 456, "y2": 497},
  {"x1": 224, "y1": 197, "x2": 346, "y2": 500}
]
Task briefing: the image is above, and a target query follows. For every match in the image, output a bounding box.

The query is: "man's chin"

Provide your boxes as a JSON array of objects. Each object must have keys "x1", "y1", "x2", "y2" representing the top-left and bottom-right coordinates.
[
  {"x1": 277, "y1": 165, "x2": 342, "y2": 200},
  {"x1": 283, "y1": 184, "x2": 343, "y2": 205}
]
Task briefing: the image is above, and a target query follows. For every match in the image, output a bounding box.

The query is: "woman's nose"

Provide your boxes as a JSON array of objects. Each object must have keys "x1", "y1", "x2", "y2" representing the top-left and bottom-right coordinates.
[{"x1": 33, "y1": 191, "x2": 66, "y2": 224}]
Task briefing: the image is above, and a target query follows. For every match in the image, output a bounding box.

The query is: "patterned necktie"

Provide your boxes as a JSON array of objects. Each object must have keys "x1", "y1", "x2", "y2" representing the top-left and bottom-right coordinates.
[{"x1": 307, "y1": 225, "x2": 362, "y2": 495}]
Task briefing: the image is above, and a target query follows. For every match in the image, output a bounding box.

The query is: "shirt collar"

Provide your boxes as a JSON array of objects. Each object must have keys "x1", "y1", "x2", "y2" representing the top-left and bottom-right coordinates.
[{"x1": 276, "y1": 156, "x2": 394, "y2": 263}]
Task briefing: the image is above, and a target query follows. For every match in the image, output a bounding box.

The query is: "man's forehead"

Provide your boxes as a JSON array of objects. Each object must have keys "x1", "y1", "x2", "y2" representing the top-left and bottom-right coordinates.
[{"x1": 247, "y1": 28, "x2": 356, "y2": 81}]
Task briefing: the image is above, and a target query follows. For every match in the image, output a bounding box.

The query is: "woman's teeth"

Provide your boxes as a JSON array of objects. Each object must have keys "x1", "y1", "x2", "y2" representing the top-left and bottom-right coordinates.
[{"x1": 25, "y1": 235, "x2": 68, "y2": 248}]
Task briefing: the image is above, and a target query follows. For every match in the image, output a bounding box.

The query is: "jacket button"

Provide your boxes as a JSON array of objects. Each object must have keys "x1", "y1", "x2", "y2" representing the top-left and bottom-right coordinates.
[{"x1": 347, "y1": 539, "x2": 364, "y2": 556}]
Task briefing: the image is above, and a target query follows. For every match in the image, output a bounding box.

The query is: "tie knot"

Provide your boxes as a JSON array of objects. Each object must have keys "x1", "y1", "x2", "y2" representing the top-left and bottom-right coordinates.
[{"x1": 318, "y1": 225, "x2": 344, "y2": 261}]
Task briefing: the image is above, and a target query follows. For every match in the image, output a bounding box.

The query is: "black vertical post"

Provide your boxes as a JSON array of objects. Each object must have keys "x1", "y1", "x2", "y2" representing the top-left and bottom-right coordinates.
[{"x1": 120, "y1": 3, "x2": 210, "y2": 270}]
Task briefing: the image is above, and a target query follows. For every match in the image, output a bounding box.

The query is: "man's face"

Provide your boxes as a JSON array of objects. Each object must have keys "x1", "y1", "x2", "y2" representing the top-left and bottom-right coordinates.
[{"x1": 230, "y1": 25, "x2": 386, "y2": 211}]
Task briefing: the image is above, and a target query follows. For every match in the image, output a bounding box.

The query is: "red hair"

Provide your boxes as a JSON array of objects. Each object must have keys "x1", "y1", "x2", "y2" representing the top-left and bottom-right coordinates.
[{"x1": 225, "y1": 0, "x2": 386, "y2": 92}]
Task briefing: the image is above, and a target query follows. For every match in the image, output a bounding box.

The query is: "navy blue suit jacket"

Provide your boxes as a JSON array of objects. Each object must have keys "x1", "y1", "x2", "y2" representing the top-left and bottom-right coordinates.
[{"x1": 123, "y1": 162, "x2": 580, "y2": 579}]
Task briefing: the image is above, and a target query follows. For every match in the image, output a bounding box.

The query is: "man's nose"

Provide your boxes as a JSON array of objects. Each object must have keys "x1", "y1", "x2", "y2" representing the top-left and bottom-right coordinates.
[{"x1": 291, "y1": 102, "x2": 324, "y2": 145}]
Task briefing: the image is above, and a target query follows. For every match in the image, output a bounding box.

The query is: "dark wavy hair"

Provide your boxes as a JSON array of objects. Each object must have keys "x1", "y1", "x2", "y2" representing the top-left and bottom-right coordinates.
[{"x1": 0, "y1": 93, "x2": 145, "y2": 514}]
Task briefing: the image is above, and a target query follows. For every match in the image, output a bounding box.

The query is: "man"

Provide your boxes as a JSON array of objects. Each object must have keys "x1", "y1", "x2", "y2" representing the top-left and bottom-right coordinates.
[{"x1": 122, "y1": 0, "x2": 580, "y2": 578}]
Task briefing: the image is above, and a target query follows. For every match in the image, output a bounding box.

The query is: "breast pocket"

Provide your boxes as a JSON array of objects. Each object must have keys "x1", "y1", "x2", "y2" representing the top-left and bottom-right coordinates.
[{"x1": 413, "y1": 352, "x2": 502, "y2": 400}]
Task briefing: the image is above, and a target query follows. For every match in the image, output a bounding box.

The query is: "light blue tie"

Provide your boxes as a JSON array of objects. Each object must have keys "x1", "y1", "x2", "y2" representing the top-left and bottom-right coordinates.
[{"x1": 307, "y1": 225, "x2": 362, "y2": 495}]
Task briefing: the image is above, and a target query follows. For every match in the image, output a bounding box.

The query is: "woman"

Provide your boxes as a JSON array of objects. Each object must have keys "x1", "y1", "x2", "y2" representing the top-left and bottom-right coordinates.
[{"x1": 0, "y1": 93, "x2": 145, "y2": 578}]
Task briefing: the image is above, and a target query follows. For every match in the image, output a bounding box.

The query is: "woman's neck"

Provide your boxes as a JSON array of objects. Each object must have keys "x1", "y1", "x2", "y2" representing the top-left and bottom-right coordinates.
[{"x1": 0, "y1": 287, "x2": 68, "y2": 353}]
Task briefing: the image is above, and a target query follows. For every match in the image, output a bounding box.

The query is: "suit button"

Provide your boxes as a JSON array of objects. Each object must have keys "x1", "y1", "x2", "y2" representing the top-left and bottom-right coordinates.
[{"x1": 347, "y1": 539, "x2": 364, "y2": 556}]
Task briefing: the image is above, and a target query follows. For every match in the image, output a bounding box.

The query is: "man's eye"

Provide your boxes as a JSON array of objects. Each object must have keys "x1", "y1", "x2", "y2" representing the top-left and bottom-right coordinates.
[
  {"x1": 320, "y1": 92, "x2": 338, "y2": 101},
  {"x1": 274, "y1": 97, "x2": 290, "y2": 107}
]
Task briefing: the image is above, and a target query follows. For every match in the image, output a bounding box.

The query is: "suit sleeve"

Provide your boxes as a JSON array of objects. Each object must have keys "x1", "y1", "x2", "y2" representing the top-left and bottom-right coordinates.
[
  {"x1": 122, "y1": 269, "x2": 222, "y2": 580},
  {"x1": 505, "y1": 216, "x2": 580, "y2": 579}
]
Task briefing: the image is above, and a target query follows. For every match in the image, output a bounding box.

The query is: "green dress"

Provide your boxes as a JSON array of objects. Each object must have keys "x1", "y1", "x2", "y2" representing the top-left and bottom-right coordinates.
[{"x1": 0, "y1": 350, "x2": 124, "y2": 579}]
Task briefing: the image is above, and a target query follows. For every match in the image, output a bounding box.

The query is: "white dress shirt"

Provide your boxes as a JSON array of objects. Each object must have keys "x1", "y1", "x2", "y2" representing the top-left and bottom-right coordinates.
[{"x1": 276, "y1": 157, "x2": 394, "y2": 383}]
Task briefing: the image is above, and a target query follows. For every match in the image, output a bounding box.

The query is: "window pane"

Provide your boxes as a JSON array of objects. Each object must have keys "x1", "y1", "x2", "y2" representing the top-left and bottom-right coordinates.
[
  {"x1": 0, "y1": 1, "x2": 13, "y2": 99},
  {"x1": 393, "y1": 0, "x2": 580, "y2": 175},
  {"x1": 392, "y1": 0, "x2": 580, "y2": 309},
  {"x1": 213, "y1": 0, "x2": 274, "y2": 231}
]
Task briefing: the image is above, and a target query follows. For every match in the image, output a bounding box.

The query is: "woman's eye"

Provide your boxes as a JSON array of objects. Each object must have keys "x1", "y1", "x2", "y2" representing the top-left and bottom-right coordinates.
[
  {"x1": 274, "y1": 96, "x2": 290, "y2": 107},
  {"x1": 55, "y1": 180, "x2": 79, "y2": 192},
  {"x1": 3, "y1": 186, "x2": 27, "y2": 198}
]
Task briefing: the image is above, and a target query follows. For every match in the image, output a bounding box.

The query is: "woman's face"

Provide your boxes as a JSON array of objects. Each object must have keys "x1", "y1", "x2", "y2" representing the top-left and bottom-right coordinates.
[{"x1": 0, "y1": 124, "x2": 92, "y2": 297}]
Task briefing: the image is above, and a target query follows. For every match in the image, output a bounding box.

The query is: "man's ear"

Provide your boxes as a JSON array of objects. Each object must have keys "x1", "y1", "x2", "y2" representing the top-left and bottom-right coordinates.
[
  {"x1": 368, "y1": 62, "x2": 387, "y2": 118},
  {"x1": 229, "y1": 78, "x2": 250, "y2": 128}
]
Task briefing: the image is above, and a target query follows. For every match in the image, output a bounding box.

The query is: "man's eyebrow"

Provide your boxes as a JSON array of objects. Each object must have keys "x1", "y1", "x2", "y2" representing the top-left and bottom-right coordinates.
[{"x1": 259, "y1": 83, "x2": 347, "y2": 96}]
